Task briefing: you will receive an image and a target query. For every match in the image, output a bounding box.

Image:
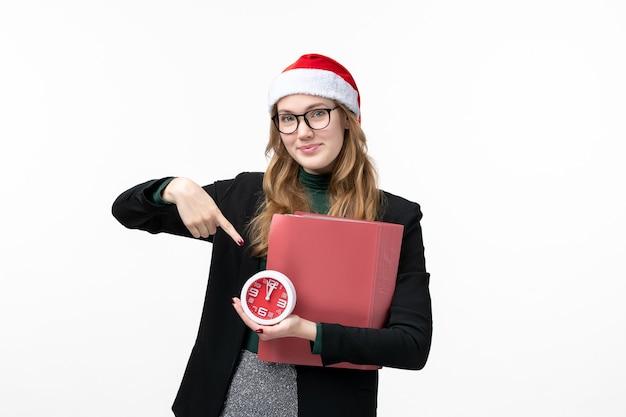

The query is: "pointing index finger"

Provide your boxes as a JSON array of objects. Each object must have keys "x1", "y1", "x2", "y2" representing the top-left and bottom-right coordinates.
[{"x1": 216, "y1": 212, "x2": 244, "y2": 246}]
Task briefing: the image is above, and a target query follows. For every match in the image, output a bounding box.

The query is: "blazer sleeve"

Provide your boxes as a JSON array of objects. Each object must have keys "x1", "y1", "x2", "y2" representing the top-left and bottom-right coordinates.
[
  {"x1": 111, "y1": 176, "x2": 244, "y2": 242},
  {"x1": 318, "y1": 198, "x2": 433, "y2": 370}
]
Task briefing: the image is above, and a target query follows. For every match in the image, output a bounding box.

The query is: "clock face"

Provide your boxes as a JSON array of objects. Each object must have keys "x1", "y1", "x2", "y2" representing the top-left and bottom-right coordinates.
[{"x1": 241, "y1": 270, "x2": 296, "y2": 325}]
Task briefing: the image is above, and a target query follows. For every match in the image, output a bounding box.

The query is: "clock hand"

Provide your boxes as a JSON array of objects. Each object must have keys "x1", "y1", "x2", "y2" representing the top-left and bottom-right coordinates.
[{"x1": 265, "y1": 279, "x2": 278, "y2": 301}]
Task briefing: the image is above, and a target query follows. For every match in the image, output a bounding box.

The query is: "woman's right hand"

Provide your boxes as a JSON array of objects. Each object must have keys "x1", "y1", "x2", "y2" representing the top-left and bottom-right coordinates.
[{"x1": 162, "y1": 177, "x2": 244, "y2": 245}]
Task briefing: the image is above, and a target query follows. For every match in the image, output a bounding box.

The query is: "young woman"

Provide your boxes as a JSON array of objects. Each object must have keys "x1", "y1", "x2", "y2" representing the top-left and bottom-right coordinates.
[{"x1": 112, "y1": 53, "x2": 432, "y2": 417}]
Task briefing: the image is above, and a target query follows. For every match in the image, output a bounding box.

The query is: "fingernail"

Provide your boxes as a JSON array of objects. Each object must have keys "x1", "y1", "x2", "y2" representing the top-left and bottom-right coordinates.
[
  {"x1": 237, "y1": 239, "x2": 244, "y2": 247},
  {"x1": 255, "y1": 329, "x2": 263, "y2": 334}
]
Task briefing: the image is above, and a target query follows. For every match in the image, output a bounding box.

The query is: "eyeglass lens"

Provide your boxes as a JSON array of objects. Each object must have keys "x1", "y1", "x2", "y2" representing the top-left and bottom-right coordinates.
[{"x1": 275, "y1": 108, "x2": 333, "y2": 134}]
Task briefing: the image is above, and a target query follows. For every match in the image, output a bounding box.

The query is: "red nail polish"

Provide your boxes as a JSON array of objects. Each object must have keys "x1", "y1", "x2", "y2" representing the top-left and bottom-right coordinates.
[
  {"x1": 255, "y1": 329, "x2": 263, "y2": 334},
  {"x1": 237, "y1": 239, "x2": 244, "y2": 247}
]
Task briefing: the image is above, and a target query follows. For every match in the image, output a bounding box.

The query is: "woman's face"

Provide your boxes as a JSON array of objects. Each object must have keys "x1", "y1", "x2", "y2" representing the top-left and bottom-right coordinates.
[{"x1": 275, "y1": 94, "x2": 347, "y2": 175}]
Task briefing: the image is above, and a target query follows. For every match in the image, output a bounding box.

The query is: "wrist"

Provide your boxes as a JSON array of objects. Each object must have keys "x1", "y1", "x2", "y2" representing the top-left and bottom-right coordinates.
[
  {"x1": 295, "y1": 318, "x2": 317, "y2": 341},
  {"x1": 152, "y1": 177, "x2": 176, "y2": 205},
  {"x1": 162, "y1": 177, "x2": 187, "y2": 204}
]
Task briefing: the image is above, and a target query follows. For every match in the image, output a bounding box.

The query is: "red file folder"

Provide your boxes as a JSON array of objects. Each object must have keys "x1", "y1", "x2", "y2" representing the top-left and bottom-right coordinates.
[{"x1": 257, "y1": 212, "x2": 404, "y2": 369}]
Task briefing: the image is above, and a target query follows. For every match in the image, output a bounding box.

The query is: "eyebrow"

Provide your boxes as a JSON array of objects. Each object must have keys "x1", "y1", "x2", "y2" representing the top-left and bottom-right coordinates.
[{"x1": 277, "y1": 102, "x2": 333, "y2": 114}]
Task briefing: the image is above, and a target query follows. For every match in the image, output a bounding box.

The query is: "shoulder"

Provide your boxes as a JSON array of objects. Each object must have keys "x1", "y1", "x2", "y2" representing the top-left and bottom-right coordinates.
[
  {"x1": 379, "y1": 189, "x2": 424, "y2": 225},
  {"x1": 208, "y1": 172, "x2": 264, "y2": 206},
  {"x1": 234, "y1": 171, "x2": 264, "y2": 182},
  {"x1": 209, "y1": 172, "x2": 265, "y2": 220},
  {"x1": 225, "y1": 171, "x2": 264, "y2": 186},
  {"x1": 212, "y1": 172, "x2": 264, "y2": 194}
]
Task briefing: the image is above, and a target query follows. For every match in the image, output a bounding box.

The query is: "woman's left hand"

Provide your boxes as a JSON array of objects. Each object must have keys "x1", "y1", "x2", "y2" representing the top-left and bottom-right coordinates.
[{"x1": 231, "y1": 297, "x2": 317, "y2": 342}]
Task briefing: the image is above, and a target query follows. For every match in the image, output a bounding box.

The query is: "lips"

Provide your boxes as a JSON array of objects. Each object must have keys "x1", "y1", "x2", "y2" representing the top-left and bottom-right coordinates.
[{"x1": 298, "y1": 144, "x2": 321, "y2": 154}]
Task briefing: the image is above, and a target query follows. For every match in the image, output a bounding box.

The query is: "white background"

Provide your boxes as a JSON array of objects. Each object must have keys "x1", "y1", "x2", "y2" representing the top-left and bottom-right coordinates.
[{"x1": 1, "y1": 1, "x2": 625, "y2": 416}]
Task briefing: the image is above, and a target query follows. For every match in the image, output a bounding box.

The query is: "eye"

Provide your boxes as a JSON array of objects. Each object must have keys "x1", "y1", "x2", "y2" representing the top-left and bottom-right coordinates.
[
  {"x1": 308, "y1": 109, "x2": 327, "y2": 119},
  {"x1": 279, "y1": 114, "x2": 296, "y2": 123}
]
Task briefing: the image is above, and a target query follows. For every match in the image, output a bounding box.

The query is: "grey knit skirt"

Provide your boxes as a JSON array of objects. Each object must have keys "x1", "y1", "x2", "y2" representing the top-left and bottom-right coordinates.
[{"x1": 220, "y1": 350, "x2": 298, "y2": 417}]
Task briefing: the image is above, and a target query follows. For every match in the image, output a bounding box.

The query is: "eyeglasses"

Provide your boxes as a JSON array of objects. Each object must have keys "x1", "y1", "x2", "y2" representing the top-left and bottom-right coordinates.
[{"x1": 272, "y1": 107, "x2": 339, "y2": 134}]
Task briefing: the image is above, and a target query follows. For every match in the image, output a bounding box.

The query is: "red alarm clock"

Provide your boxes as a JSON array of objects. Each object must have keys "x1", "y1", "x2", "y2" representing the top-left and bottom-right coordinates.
[{"x1": 240, "y1": 270, "x2": 297, "y2": 325}]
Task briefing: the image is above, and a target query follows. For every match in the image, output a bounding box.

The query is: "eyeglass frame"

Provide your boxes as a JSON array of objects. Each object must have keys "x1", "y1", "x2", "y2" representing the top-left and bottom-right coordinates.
[{"x1": 271, "y1": 106, "x2": 340, "y2": 134}]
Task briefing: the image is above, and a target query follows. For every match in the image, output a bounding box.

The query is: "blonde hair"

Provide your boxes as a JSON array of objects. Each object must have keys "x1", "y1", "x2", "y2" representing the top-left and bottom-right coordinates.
[{"x1": 247, "y1": 104, "x2": 381, "y2": 258}]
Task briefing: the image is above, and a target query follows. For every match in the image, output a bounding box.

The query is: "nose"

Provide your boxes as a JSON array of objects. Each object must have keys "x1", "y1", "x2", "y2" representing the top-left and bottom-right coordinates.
[{"x1": 296, "y1": 115, "x2": 314, "y2": 139}]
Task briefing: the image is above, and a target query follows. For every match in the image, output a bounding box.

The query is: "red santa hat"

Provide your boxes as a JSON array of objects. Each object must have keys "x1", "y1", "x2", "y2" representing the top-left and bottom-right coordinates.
[{"x1": 268, "y1": 53, "x2": 361, "y2": 120}]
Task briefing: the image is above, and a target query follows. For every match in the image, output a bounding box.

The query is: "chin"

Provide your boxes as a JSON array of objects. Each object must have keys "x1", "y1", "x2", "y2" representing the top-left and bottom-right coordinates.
[{"x1": 298, "y1": 157, "x2": 335, "y2": 175}]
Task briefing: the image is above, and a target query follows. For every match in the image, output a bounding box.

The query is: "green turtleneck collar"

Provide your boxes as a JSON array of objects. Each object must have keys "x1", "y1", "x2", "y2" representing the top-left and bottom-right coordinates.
[
  {"x1": 298, "y1": 166, "x2": 330, "y2": 190},
  {"x1": 298, "y1": 167, "x2": 330, "y2": 214}
]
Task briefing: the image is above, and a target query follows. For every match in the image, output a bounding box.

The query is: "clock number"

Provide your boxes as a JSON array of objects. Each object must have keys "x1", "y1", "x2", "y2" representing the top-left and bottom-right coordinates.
[
  {"x1": 276, "y1": 298, "x2": 288, "y2": 309},
  {"x1": 247, "y1": 287, "x2": 259, "y2": 298},
  {"x1": 257, "y1": 307, "x2": 268, "y2": 317}
]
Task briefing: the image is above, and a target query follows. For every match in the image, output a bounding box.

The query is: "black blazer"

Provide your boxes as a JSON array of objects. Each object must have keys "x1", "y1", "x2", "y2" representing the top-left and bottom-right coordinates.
[{"x1": 112, "y1": 172, "x2": 432, "y2": 417}]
